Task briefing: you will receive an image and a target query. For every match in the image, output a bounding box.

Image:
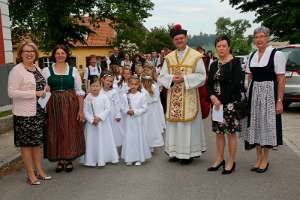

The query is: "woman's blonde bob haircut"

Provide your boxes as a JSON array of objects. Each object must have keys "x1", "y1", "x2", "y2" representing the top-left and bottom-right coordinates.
[{"x1": 16, "y1": 41, "x2": 39, "y2": 62}]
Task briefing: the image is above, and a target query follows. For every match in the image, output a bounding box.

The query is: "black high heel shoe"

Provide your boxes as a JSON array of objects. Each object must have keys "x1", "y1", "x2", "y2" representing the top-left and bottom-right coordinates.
[
  {"x1": 256, "y1": 163, "x2": 269, "y2": 173},
  {"x1": 250, "y1": 167, "x2": 259, "y2": 172},
  {"x1": 222, "y1": 162, "x2": 236, "y2": 175},
  {"x1": 207, "y1": 160, "x2": 225, "y2": 171}
]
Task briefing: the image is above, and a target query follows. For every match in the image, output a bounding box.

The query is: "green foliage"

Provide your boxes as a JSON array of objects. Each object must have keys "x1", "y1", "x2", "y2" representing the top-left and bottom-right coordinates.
[
  {"x1": 215, "y1": 17, "x2": 252, "y2": 55},
  {"x1": 0, "y1": 110, "x2": 12, "y2": 118},
  {"x1": 141, "y1": 26, "x2": 174, "y2": 53},
  {"x1": 188, "y1": 32, "x2": 217, "y2": 52},
  {"x1": 224, "y1": 0, "x2": 300, "y2": 43},
  {"x1": 9, "y1": 0, "x2": 154, "y2": 52},
  {"x1": 115, "y1": 21, "x2": 148, "y2": 49}
]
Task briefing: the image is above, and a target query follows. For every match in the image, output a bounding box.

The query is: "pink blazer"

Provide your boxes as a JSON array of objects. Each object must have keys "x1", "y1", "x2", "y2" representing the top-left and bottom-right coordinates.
[{"x1": 8, "y1": 63, "x2": 42, "y2": 117}]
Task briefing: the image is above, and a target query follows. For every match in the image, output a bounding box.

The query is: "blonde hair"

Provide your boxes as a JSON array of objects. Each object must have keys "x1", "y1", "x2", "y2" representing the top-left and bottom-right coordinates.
[
  {"x1": 16, "y1": 41, "x2": 39, "y2": 62},
  {"x1": 128, "y1": 76, "x2": 142, "y2": 92},
  {"x1": 118, "y1": 67, "x2": 131, "y2": 87},
  {"x1": 143, "y1": 64, "x2": 157, "y2": 81},
  {"x1": 110, "y1": 64, "x2": 120, "y2": 79},
  {"x1": 142, "y1": 76, "x2": 154, "y2": 96}
]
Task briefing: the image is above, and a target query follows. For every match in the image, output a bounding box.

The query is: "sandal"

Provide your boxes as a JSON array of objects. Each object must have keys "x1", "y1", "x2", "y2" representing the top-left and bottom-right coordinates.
[
  {"x1": 36, "y1": 174, "x2": 52, "y2": 180},
  {"x1": 55, "y1": 162, "x2": 65, "y2": 173},
  {"x1": 34, "y1": 170, "x2": 52, "y2": 180},
  {"x1": 27, "y1": 178, "x2": 41, "y2": 185},
  {"x1": 65, "y1": 162, "x2": 73, "y2": 173}
]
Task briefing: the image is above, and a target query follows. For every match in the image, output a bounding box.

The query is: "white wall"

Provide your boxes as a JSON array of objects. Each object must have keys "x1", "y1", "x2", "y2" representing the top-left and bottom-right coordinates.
[{"x1": 0, "y1": 0, "x2": 13, "y2": 63}]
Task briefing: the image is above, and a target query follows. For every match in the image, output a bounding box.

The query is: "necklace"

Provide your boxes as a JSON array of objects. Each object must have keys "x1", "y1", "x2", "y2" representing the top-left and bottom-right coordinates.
[
  {"x1": 23, "y1": 63, "x2": 36, "y2": 71},
  {"x1": 219, "y1": 55, "x2": 233, "y2": 65}
]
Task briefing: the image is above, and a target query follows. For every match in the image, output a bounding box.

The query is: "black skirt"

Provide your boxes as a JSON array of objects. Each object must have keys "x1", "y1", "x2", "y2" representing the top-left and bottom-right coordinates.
[{"x1": 14, "y1": 105, "x2": 46, "y2": 147}]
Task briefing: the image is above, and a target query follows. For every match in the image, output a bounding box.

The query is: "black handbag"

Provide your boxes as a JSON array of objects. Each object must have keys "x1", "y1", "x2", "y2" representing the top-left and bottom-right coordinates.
[
  {"x1": 235, "y1": 91, "x2": 249, "y2": 120},
  {"x1": 228, "y1": 60, "x2": 249, "y2": 120}
]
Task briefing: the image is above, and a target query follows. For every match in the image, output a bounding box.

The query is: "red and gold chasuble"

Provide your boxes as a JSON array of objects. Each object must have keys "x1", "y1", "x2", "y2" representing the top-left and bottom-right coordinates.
[{"x1": 165, "y1": 48, "x2": 202, "y2": 122}]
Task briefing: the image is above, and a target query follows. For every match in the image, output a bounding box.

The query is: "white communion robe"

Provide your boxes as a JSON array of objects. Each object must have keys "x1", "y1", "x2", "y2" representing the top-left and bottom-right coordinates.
[
  {"x1": 101, "y1": 88, "x2": 124, "y2": 147},
  {"x1": 121, "y1": 92, "x2": 152, "y2": 163},
  {"x1": 158, "y1": 46, "x2": 207, "y2": 159},
  {"x1": 142, "y1": 85, "x2": 165, "y2": 148},
  {"x1": 81, "y1": 92, "x2": 119, "y2": 166}
]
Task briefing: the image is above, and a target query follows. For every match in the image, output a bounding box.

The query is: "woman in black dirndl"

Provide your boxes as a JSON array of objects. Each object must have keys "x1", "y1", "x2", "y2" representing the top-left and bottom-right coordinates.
[{"x1": 244, "y1": 27, "x2": 286, "y2": 173}]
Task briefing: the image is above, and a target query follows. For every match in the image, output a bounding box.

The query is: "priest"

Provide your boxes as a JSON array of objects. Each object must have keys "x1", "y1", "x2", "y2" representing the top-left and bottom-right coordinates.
[{"x1": 158, "y1": 24, "x2": 207, "y2": 165}]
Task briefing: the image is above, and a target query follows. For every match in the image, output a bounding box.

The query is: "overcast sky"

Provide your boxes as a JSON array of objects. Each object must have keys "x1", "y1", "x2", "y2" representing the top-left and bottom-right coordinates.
[{"x1": 143, "y1": 0, "x2": 259, "y2": 36}]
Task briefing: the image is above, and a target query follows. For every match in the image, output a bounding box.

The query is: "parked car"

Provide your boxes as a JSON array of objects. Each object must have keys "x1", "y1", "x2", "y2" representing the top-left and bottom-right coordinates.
[
  {"x1": 236, "y1": 55, "x2": 249, "y2": 89},
  {"x1": 235, "y1": 55, "x2": 248, "y2": 72},
  {"x1": 278, "y1": 44, "x2": 300, "y2": 109}
]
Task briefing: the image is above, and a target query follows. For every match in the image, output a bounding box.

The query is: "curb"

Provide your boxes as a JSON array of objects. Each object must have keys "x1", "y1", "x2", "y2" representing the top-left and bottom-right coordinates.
[
  {"x1": 0, "y1": 115, "x2": 13, "y2": 134},
  {"x1": 0, "y1": 150, "x2": 21, "y2": 170}
]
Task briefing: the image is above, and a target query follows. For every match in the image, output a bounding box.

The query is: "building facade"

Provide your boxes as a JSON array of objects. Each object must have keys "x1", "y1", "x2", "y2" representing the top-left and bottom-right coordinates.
[
  {"x1": 0, "y1": 0, "x2": 13, "y2": 64},
  {"x1": 0, "y1": 0, "x2": 13, "y2": 107},
  {"x1": 12, "y1": 17, "x2": 116, "y2": 78}
]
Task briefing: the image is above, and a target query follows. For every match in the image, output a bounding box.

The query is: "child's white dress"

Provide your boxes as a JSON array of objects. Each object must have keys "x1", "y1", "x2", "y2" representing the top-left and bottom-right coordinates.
[
  {"x1": 142, "y1": 84, "x2": 165, "y2": 148},
  {"x1": 81, "y1": 93, "x2": 119, "y2": 166},
  {"x1": 101, "y1": 88, "x2": 124, "y2": 147},
  {"x1": 121, "y1": 91, "x2": 151, "y2": 163}
]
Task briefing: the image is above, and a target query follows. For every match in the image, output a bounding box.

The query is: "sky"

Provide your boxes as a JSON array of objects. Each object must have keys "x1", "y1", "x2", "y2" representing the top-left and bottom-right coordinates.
[{"x1": 143, "y1": 0, "x2": 259, "y2": 36}]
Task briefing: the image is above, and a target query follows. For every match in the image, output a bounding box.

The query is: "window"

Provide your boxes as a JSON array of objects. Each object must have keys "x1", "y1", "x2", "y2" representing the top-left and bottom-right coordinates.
[{"x1": 38, "y1": 57, "x2": 53, "y2": 69}]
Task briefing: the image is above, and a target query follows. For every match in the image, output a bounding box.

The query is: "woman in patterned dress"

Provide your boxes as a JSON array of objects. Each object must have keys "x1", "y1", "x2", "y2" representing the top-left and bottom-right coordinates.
[
  {"x1": 43, "y1": 45, "x2": 85, "y2": 173},
  {"x1": 8, "y1": 41, "x2": 51, "y2": 185},
  {"x1": 244, "y1": 27, "x2": 286, "y2": 173},
  {"x1": 206, "y1": 36, "x2": 243, "y2": 175}
]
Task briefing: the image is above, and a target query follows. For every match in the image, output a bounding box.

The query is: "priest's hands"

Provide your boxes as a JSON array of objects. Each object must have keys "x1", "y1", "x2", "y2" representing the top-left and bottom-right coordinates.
[
  {"x1": 172, "y1": 72, "x2": 184, "y2": 84},
  {"x1": 93, "y1": 116, "x2": 102, "y2": 125},
  {"x1": 127, "y1": 109, "x2": 134, "y2": 116}
]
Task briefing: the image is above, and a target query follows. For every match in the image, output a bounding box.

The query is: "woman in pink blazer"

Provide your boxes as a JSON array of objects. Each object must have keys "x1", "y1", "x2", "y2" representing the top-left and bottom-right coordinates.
[{"x1": 8, "y1": 41, "x2": 51, "y2": 185}]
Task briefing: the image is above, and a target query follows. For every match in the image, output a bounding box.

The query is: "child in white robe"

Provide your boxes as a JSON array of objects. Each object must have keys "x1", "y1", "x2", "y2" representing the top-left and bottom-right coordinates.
[
  {"x1": 110, "y1": 64, "x2": 122, "y2": 89},
  {"x1": 121, "y1": 75, "x2": 151, "y2": 166},
  {"x1": 81, "y1": 77, "x2": 119, "y2": 167},
  {"x1": 101, "y1": 73, "x2": 124, "y2": 147},
  {"x1": 116, "y1": 67, "x2": 131, "y2": 136},
  {"x1": 115, "y1": 67, "x2": 131, "y2": 95},
  {"x1": 143, "y1": 65, "x2": 166, "y2": 133},
  {"x1": 141, "y1": 75, "x2": 165, "y2": 152}
]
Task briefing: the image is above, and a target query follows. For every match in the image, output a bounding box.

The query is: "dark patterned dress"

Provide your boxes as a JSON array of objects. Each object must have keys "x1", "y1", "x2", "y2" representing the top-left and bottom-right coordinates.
[
  {"x1": 14, "y1": 68, "x2": 46, "y2": 147},
  {"x1": 211, "y1": 61, "x2": 241, "y2": 134},
  {"x1": 44, "y1": 65, "x2": 85, "y2": 161}
]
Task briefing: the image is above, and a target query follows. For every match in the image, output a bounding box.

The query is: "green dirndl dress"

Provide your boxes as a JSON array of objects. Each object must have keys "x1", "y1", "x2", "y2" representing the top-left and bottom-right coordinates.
[{"x1": 44, "y1": 65, "x2": 85, "y2": 161}]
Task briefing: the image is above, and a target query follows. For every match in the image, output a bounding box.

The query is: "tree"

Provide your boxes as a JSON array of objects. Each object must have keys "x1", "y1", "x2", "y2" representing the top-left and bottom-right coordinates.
[
  {"x1": 115, "y1": 21, "x2": 148, "y2": 49},
  {"x1": 9, "y1": 0, "x2": 154, "y2": 51},
  {"x1": 224, "y1": 0, "x2": 300, "y2": 43},
  {"x1": 141, "y1": 26, "x2": 174, "y2": 53},
  {"x1": 188, "y1": 32, "x2": 217, "y2": 51},
  {"x1": 215, "y1": 17, "x2": 252, "y2": 55}
]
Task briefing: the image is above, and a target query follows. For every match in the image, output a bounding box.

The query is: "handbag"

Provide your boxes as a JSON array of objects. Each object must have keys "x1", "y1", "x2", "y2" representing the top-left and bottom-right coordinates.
[
  {"x1": 235, "y1": 91, "x2": 249, "y2": 120},
  {"x1": 228, "y1": 60, "x2": 249, "y2": 120}
]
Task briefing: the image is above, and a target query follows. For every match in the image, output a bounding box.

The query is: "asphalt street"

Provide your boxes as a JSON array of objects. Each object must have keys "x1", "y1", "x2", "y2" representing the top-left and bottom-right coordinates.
[{"x1": 1, "y1": 111, "x2": 300, "y2": 200}]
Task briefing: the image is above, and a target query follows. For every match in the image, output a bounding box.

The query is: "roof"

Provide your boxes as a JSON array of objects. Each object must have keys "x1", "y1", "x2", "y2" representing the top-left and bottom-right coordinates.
[
  {"x1": 74, "y1": 17, "x2": 116, "y2": 47},
  {"x1": 12, "y1": 17, "x2": 116, "y2": 49}
]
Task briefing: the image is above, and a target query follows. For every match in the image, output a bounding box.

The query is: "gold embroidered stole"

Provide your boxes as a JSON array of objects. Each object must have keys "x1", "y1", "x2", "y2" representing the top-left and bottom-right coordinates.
[{"x1": 165, "y1": 48, "x2": 201, "y2": 122}]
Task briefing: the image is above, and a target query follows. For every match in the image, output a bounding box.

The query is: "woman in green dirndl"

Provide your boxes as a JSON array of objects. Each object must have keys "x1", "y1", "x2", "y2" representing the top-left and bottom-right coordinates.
[{"x1": 42, "y1": 45, "x2": 85, "y2": 173}]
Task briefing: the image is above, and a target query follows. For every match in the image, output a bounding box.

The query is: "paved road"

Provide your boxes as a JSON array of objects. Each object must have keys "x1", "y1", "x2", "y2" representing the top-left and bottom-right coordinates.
[
  {"x1": 283, "y1": 103, "x2": 300, "y2": 156},
  {"x1": 1, "y1": 113, "x2": 300, "y2": 200}
]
